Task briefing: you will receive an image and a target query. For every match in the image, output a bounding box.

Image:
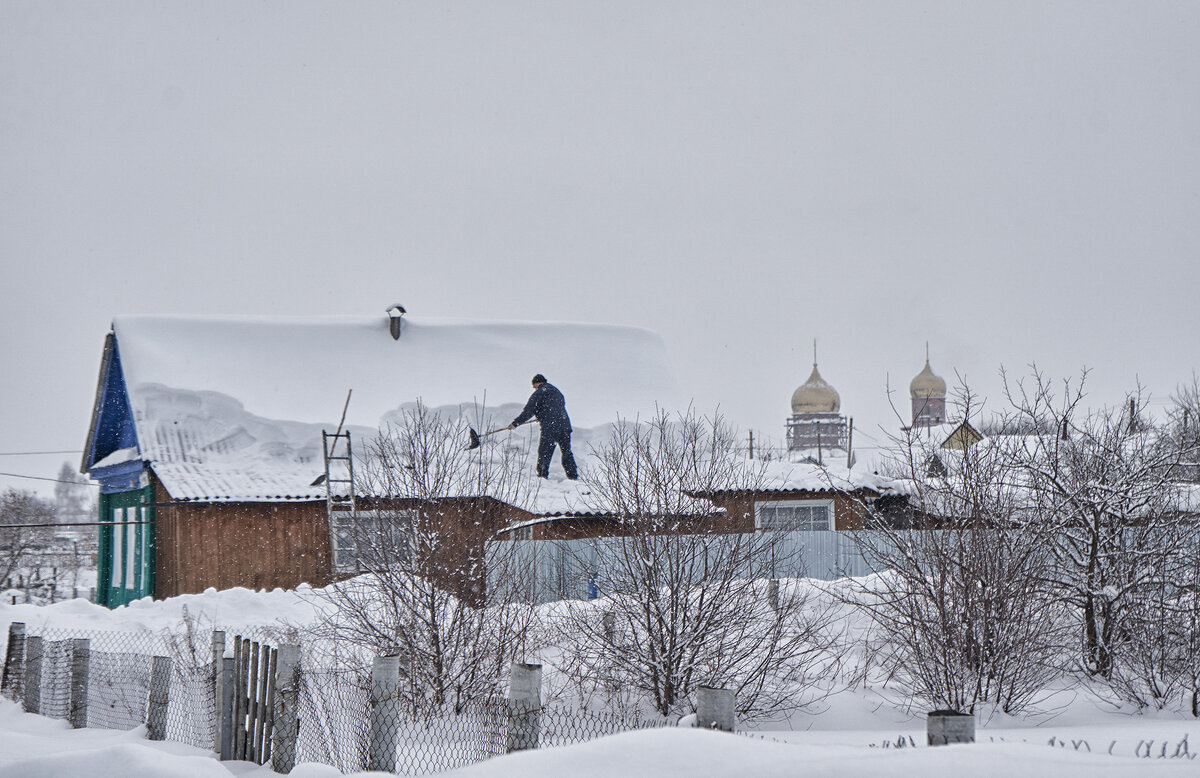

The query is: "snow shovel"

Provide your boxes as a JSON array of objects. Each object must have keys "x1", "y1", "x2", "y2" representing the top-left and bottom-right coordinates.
[{"x1": 466, "y1": 421, "x2": 529, "y2": 450}]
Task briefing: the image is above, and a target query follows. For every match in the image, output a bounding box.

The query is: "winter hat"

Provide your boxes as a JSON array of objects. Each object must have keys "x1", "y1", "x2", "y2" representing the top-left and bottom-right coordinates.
[{"x1": 532, "y1": 374, "x2": 547, "y2": 385}]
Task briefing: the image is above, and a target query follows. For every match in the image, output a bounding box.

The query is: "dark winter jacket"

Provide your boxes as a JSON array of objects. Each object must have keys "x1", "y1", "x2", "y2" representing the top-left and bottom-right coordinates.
[{"x1": 513, "y1": 383, "x2": 572, "y2": 437}]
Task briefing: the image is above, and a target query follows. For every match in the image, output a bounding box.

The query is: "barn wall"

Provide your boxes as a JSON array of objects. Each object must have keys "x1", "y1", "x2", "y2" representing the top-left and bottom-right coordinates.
[{"x1": 152, "y1": 477, "x2": 332, "y2": 597}]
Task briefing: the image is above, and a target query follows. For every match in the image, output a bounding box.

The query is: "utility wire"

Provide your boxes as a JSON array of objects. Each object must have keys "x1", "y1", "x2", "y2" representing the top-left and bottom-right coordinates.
[
  {"x1": 0, "y1": 450, "x2": 83, "y2": 456},
  {"x1": 2, "y1": 521, "x2": 149, "y2": 528},
  {"x1": 0, "y1": 471, "x2": 98, "y2": 487}
]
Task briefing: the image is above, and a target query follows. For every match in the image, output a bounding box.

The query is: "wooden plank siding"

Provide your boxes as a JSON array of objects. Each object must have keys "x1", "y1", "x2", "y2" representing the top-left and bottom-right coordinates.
[
  {"x1": 152, "y1": 475, "x2": 332, "y2": 598},
  {"x1": 355, "y1": 496, "x2": 522, "y2": 605},
  {"x1": 151, "y1": 473, "x2": 525, "y2": 601}
]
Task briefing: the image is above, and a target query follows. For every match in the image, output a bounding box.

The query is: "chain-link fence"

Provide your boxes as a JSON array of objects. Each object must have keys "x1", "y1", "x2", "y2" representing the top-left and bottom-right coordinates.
[
  {"x1": 19, "y1": 627, "x2": 217, "y2": 748},
  {"x1": 296, "y1": 666, "x2": 370, "y2": 771},
  {"x1": 1, "y1": 621, "x2": 671, "y2": 775}
]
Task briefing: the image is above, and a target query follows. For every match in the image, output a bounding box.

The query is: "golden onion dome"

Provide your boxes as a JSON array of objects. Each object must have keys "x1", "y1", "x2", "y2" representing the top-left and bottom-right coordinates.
[
  {"x1": 910, "y1": 359, "x2": 947, "y2": 399},
  {"x1": 791, "y1": 364, "x2": 840, "y2": 414}
]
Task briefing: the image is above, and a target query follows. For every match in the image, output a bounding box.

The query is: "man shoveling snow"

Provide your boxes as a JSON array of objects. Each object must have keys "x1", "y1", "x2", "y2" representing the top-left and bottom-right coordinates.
[{"x1": 509, "y1": 373, "x2": 578, "y2": 480}]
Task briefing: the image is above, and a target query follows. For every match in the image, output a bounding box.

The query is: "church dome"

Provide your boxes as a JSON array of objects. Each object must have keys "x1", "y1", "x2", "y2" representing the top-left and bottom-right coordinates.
[
  {"x1": 910, "y1": 359, "x2": 947, "y2": 399},
  {"x1": 791, "y1": 364, "x2": 840, "y2": 414}
]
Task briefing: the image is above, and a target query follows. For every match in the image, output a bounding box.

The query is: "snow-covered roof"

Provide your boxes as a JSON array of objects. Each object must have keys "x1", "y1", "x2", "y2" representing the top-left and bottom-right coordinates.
[
  {"x1": 106, "y1": 313, "x2": 683, "y2": 502},
  {"x1": 742, "y1": 458, "x2": 898, "y2": 495},
  {"x1": 115, "y1": 314, "x2": 679, "y2": 430}
]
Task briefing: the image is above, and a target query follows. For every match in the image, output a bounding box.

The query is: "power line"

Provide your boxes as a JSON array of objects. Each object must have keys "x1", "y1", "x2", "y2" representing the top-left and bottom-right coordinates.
[
  {"x1": 0, "y1": 471, "x2": 98, "y2": 487},
  {"x1": 2, "y1": 521, "x2": 148, "y2": 528},
  {"x1": 0, "y1": 450, "x2": 83, "y2": 456}
]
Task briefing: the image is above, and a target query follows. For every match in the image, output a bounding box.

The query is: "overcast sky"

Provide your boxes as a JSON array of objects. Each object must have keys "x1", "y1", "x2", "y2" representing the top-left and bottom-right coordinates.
[{"x1": 2, "y1": 1, "x2": 1198, "y2": 495}]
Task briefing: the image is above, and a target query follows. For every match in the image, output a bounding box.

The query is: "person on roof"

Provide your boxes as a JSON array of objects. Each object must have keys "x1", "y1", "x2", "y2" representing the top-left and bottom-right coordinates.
[{"x1": 509, "y1": 374, "x2": 578, "y2": 480}]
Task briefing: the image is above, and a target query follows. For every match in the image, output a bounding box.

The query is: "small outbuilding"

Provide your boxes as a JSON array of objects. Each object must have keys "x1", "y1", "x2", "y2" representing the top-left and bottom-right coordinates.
[{"x1": 81, "y1": 311, "x2": 681, "y2": 607}]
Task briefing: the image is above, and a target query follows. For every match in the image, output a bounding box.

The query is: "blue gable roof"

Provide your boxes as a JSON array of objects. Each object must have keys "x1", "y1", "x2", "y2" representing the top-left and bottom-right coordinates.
[{"x1": 84, "y1": 332, "x2": 141, "y2": 492}]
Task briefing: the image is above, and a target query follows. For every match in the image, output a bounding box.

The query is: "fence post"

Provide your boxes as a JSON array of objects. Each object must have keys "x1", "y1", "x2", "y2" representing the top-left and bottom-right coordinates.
[
  {"x1": 211, "y1": 631, "x2": 225, "y2": 754},
  {"x1": 927, "y1": 710, "x2": 975, "y2": 745},
  {"x1": 219, "y1": 656, "x2": 235, "y2": 760},
  {"x1": 69, "y1": 638, "x2": 90, "y2": 729},
  {"x1": 696, "y1": 686, "x2": 735, "y2": 732},
  {"x1": 234, "y1": 637, "x2": 249, "y2": 760},
  {"x1": 1, "y1": 622, "x2": 26, "y2": 702},
  {"x1": 368, "y1": 653, "x2": 401, "y2": 773},
  {"x1": 23, "y1": 635, "x2": 42, "y2": 714},
  {"x1": 270, "y1": 644, "x2": 301, "y2": 774},
  {"x1": 147, "y1": 655, "x2": 172, "y2": 740},
  {"x1": 507, "y1": 662, "x2": 542, "y2": 753}
]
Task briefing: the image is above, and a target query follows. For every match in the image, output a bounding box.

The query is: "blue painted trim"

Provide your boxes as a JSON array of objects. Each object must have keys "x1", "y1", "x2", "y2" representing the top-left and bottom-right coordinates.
[
  {"x1": 86, "y1": 335, "x2": 140, "y2": 473},
  {"x1": 92, "y1": 458, "x2": 146, "y2": 495}
]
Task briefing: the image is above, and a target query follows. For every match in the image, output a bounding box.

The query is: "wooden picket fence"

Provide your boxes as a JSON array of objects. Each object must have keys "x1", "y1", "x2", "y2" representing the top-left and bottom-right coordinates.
[{"x1": 218, "y1": 634, "x2": 278, "y2": 765}]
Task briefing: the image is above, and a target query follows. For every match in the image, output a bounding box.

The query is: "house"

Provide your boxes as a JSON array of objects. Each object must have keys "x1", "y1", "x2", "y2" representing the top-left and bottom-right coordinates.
[
  {"x1": 81, "y1": 310, "x2": 682, "y2": 607},
  {"x1": 493, "y1": 455, "x2": 899, "y2": 541}
]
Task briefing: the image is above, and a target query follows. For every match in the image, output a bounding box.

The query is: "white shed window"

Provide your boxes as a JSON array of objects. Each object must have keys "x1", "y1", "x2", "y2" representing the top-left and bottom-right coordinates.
[
  {"x1": 331, "y1": 510, "x2": 418, "y2": 573},
  {"x1": 755, "y1": 500, "x2": 833, "y2": 531}
]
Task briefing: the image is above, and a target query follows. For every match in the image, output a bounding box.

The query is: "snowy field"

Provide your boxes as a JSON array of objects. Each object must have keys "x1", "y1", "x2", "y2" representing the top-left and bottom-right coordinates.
[{"x1": 2, "y1": 583, "x2": 1199, "y2": 777}]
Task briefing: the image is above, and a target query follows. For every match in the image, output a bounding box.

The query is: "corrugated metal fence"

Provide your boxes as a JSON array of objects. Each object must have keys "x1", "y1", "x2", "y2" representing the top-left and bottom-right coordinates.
[{"x1": 486, "y1": 531, "x2": 910, "y2": 605}]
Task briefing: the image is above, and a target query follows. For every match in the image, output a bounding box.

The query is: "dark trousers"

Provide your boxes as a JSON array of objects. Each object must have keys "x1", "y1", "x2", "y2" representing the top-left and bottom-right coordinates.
[{"x1": 537, "y1": 430, "x2": 578, "y2": 479}]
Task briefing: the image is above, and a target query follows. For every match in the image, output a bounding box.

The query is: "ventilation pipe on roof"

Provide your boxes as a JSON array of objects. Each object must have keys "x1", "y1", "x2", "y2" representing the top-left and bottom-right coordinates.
[{"x1": 387, "y1": 304, "x2": 406, "y2": 340}]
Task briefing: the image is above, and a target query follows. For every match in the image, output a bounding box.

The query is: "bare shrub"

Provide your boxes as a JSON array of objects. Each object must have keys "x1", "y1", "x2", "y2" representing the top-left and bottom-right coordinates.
[
  {"x1": 313, "y1": 402, "x2": 540, "y2": 715},
  {"x1": 554, "y1": 408, "x2": 846, "y2": 721}
]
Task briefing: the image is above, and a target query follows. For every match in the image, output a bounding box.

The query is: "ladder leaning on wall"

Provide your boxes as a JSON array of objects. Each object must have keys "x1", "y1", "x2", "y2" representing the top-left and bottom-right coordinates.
[{"x1": 321, "y1": 429, "x2": 358, "y2": 573}]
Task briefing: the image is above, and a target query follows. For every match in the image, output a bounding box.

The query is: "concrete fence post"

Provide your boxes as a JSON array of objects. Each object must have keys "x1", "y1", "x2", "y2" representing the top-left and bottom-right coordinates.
[
  {"x1": 219, "y1": 657, "x2": 236, "y2": 760},
  {"x1": 23, "y1": 635, "x2": 43, "y2": 714},
  {"x1": 507, "y1": 662, "x2": 542, "y2": 753},
  {"x1": 696, "y1": 686, "x2": 735, "y2": 732},
  {"x1": 211, "y1": 631, "x2": 225, "y2": 754},
  {"x1": 927, "y1": 710, "x2": 975, "y2": 745},
  {"x1": 0, "y1": 622, "x2": 26, "y2": 702},
  {"x1": 68, "y1": 638, "x2": 90, "y2": 729},
  {"x1": 368, "y1": 653, "x2": 401, "y2": 773},
  {"x1": 270, "y1": 643, "x2": 301, "y2": 774},
  {"x1": 147, "y1": 655, "x2": 172, "y2": 740}
]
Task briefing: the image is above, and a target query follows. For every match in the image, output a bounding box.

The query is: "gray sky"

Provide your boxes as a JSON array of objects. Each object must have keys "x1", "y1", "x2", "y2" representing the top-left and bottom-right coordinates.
[{"x1": 2, "y1": 1, "x2": 1198, "y2": 494}]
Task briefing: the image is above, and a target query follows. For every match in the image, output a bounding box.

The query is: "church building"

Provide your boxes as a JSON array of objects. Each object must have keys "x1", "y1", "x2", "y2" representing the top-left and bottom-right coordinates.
[
  {"x1": 785, "y1": 347, "x2": 849, "y2": 464},
  {"x1": 909, "y1": 348, "x2": 948, "y2": 428}
]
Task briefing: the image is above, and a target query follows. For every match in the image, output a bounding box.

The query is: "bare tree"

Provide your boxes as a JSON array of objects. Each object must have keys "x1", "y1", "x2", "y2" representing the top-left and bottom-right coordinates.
[
  {"x1": 54, "y1": 462, "x2": 92, "y2": 524},
  {"x1": 1, "y1": 489, "x2": 56, "y2": 588},
  {"x1": 1104, "y1": 525, "x2": 1200, "y2": 713},
  {"x1": 313, "y1": 402, "x2": 540, "y2": 715},
  {"x1": 1165, "y1": 373, "x2": 1200, "y2": 483},
  {"x1": 554, "y1": 408, "x2": 845, "y2": 721},
  {"x1": 1000, "y1": 369, "x2": 1197, "y2": 681},
  {"x1": 850, "y1": 385, "x2": 1069, "y2": 715}
]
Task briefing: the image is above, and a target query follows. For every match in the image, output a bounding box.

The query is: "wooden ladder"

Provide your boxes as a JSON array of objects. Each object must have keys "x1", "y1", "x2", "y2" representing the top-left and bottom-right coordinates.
[{"x1": 322, "y1": 430, "x2": 358, "y2": 573}]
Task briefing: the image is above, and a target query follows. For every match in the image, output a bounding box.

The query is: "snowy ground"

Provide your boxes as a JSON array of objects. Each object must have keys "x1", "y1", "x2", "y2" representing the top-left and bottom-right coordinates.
[{"x1": 2, "y1": 585, "x2": 1199, "y2": 776}]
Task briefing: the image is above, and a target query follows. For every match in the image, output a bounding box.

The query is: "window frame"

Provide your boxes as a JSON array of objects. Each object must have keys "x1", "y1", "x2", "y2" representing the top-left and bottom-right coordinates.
[
  {"x1": 753, "y1": 498, "x2": 835, "y2": 531},
  {"x1": 331, "y1": 509, "x2": 419, "y2": 574}
]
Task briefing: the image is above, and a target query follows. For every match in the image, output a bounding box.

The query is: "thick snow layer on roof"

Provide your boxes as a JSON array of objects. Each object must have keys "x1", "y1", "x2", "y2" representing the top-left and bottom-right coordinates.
[
  {"x1": 111, "y1": 314, "x2": 683, "y2": 501},
  {"x1": 107, "y1": 316, "x2": 897, "y2": 504},
  {"x1": 754, "y1": 458, "x2": 898, "y2": 494},
  {"x1": 114, "y1": 314, "x2": 681, "y2": 432}
]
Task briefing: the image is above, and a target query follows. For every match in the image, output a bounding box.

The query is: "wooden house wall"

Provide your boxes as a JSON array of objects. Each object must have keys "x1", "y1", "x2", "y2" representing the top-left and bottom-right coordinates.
[
  {"x1": 357, "y1": 495, "x2": 520, "y2": 604},
  {"x1": 152, "y1": 476, "x2": 332, "y2": 597}
]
